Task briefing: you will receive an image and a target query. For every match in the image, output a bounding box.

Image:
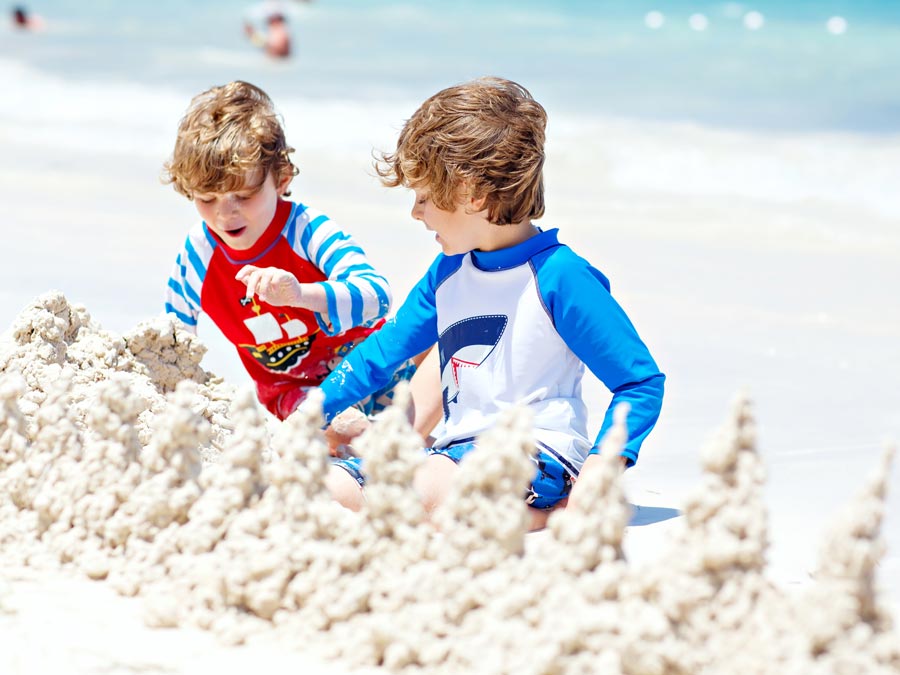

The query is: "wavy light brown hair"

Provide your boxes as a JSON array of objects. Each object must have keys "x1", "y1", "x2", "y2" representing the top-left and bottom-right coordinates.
[
  {"x1": 163, "y1": 81, "x2": 298, "y2": 199},
  {"x1": 376, "y1": 77, "x2": 546, "y2": 225}
]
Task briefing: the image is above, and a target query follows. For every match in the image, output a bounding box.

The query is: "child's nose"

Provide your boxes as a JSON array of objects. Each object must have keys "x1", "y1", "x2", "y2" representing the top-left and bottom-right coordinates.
[{"x1": 220, "y1": 195, "x2": 240, "y2": 212}]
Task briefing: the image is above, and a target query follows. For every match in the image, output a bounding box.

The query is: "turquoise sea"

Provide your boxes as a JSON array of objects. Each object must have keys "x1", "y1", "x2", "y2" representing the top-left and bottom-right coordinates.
[{"x1": 2, "y1": 0, "x2": 899, "y2": 133}]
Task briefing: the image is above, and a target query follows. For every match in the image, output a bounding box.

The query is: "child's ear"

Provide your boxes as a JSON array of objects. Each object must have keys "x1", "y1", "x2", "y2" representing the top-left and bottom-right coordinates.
[
  {"x1": 460, "y1": 181, "x2": 487, "y2": 212},
  {"x1": 469, "y1": 193, "x2": 487, "y2": 212},
  {"x1": 276, "y1": 173, "x2": 292, "y2": 196}
]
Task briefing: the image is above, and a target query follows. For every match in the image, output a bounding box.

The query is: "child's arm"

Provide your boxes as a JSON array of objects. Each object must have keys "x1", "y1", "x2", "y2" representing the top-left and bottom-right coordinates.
[
  {"x1": 292, "y1": 208, "x2": 394, "y2": 336},
  {"x1": 244, "y1": 21, "x2": 266, "y2": 48},
  {"x1": 535, "y1": 247, "x2": 665, "y2": 466},
  {"x1": 408, "y1": 346, "x2": 443, "y2": 443},
  {"x1": 318, "y1": 255, "x2": 454, "y2": 423},
  {"x1": 164, "y1": 243, "x2": 204, "y2": 333}
]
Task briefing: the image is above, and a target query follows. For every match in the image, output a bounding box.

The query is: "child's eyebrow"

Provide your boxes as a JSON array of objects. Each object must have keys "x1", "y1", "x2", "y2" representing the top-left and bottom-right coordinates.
[
  {"x1": 238, "y1": 178, "x2": 266, "y2": 195},
  {"x1": 241, "y1": 182, "x2": 265, "y2": 194}
]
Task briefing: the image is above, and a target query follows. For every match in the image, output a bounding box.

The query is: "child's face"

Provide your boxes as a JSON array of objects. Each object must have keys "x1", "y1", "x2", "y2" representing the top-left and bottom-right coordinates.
[
  {"x1": 193, "y1": 170, "x2": 289, "y2": 250},
  {"x1": 410, "y1": 188, "x2": 488, "y2": 255}
]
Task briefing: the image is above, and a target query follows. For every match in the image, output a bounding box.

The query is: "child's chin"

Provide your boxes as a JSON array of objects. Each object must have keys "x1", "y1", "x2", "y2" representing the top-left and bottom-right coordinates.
[
  {"x1": 223, "y1": 229, "x2": 253, "y2": 248},
  {"x1": 226, "y1": 237, "x2": 255, "y2": 251}
]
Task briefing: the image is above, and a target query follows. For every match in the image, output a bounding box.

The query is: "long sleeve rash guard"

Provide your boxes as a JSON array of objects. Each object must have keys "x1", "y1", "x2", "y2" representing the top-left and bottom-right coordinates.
[
  {"x1": 165, "y1": 199, "x2": 392, "y2": 418},
  {"x1": 319, "y1": 228, "x2": 664, "y2": 471}
]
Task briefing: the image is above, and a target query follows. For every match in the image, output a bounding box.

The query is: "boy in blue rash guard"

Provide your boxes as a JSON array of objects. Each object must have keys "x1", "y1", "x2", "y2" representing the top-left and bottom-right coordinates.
[{"x1": 319, "y1": 77, "x2": 665, "y2": 528}]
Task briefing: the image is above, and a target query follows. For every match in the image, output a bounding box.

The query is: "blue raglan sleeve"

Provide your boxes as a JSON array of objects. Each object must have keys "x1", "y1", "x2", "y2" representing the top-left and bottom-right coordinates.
[
  {"x1": 535, "y1": 247, "x2": 665, "y2": 465},
  {"x1": 318, "y1": 256, "x2": 446, "y2": 422}
]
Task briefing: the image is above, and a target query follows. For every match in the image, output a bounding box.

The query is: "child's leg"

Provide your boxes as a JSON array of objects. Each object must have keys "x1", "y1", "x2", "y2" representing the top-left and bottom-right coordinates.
[
  {"x1": 413, "y1": 453, "x2": 459, "y2": 514},
  {"x1": 419, "y1": 442, "x2": 574, "y2": 530},
  {"x1": 526, "y1": 501, "x2": 567, "y2": 531},
  {"x1": 327, "y1": 460, "x2": 365, "y2": 511}
]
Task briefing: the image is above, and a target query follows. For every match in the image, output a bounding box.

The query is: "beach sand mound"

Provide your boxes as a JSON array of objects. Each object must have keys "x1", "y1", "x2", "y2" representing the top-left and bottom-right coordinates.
[{"x1": 1, "y1": 291, "x2": 898, "y2": 674}]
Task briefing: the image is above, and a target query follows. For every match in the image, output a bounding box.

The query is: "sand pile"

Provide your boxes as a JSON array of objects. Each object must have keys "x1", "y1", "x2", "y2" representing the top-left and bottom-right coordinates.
[{"x1": 1, "y1": 291, "x2": 898, "y2": 674}]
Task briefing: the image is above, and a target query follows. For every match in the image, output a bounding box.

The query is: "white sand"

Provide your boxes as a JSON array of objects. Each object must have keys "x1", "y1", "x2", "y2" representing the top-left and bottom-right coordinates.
[
  {"x1": 0, "y1": 295, "x2": 897, "y2": 674},
  {"x1": 2, "y1": 72, "x2": 900, "y2": 673}
]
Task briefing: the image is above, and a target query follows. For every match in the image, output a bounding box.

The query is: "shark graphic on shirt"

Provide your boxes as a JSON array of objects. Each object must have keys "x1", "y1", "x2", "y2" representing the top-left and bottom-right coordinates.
[{"x1": 438, "y1": 314, "x2": 507, "y2": 419}]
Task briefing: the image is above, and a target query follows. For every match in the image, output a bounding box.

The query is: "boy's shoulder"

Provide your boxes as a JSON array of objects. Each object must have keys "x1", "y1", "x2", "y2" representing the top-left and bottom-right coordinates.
[
  {"x1": 425, "y1": 251, "x2": 468, "y2": 289},
  {"x1": 530, "y1": 236, "x2": 612, "y2": 294}
]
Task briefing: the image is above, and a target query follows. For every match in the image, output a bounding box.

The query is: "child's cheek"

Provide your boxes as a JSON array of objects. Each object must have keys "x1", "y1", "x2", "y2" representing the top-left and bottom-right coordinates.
[{"x1": 194, "y1": 202, "x2": 215, "y2": 225}]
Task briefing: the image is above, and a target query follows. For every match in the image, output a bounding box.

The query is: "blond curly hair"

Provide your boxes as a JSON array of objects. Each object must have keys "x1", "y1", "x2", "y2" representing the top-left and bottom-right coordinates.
[
  {"x1": 376, "y1": 77, "x2": 546, "y2": 226},
  {"x1": 163, "y1": 80, "x2": 298, "y2": 198}
]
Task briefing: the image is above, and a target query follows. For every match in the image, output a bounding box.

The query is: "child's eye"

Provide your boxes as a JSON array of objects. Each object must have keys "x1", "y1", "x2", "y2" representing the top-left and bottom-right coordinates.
[{"x1": 196, "y1": 197, "x2": 214, "y2": 204}]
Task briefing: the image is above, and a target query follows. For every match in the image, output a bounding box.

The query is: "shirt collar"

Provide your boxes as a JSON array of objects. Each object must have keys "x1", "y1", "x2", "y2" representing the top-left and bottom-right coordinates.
[{"x1": 469, "y1": 228, "x2": 560, "y2": 271}]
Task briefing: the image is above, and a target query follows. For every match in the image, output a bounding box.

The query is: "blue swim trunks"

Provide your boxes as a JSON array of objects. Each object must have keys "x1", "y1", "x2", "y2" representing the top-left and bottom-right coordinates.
[{"x1": 332, "y1": 438, "x2": 575, "y2": 509}]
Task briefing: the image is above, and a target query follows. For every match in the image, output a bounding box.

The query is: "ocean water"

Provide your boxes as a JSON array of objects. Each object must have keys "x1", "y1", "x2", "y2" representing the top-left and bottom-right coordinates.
[
  {"x1": 2, "y1": 0, "x2": 900, "y2": 133},
  {"x1": 2, "y1": 0, "x2": 899, "y2": 250}
]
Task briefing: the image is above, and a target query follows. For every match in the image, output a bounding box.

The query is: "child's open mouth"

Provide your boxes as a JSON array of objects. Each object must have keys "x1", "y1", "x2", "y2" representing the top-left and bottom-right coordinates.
[{"x1": 225, "y1": 227, "x2": 246, "y2": 237}]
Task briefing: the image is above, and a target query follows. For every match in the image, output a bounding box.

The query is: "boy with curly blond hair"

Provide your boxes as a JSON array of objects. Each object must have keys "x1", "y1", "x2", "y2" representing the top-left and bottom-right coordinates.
[
  {"x1": 163, "y1": 80, "x2": 422, "y2": 426},
  {"x1": 317, "y1": 77, "x2": 665, "y2": 526}
]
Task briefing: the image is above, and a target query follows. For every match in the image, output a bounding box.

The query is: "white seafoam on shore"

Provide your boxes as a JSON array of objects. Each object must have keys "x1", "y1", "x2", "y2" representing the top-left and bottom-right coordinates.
[{"x1": 1, "y1": 56, "x2": 900, "y2": 672}]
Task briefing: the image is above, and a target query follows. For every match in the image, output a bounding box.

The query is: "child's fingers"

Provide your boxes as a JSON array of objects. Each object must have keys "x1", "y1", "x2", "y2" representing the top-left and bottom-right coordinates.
[
  {"x1": 237, "y1": 266, "x2": 294, "y2": 304},
  {"x1": 262, "y1": 271, "x2": 289, "y2": 304},
  {"x1": 236, "y1": 265, "x2": 260, "y2": 298},
  {"x1": 235, "y1": 264, "x2": 258, "y2": 281},
  {"x1": 244, "y1": 272, "x2": 262, "y2": 299},
  {"x1": 256, "y1": 277, "x2": 273, "y2": 303}
]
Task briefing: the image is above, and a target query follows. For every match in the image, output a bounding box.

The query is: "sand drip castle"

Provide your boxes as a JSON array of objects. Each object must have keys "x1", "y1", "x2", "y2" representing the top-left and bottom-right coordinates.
[{"x1": 1, "y1": 291, "x2": 898, "y2": 674}]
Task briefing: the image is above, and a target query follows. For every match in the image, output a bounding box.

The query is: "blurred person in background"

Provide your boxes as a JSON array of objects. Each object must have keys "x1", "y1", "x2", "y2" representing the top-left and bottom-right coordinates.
[
  {"x1": 244, "y1": 10, "x2": 291, "y2": 59},
  {"x1": 10, "y1": 4, "x2": 44, "y2": 30}
]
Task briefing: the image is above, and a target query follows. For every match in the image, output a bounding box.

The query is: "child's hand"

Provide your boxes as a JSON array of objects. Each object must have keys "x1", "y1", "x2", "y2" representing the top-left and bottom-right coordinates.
[
  {"x1": 236, "y1": 265, "x2": 303, "y2": 307},
  {"x1": 324, "y1": 408, "x2": 371, "y2": 457}
]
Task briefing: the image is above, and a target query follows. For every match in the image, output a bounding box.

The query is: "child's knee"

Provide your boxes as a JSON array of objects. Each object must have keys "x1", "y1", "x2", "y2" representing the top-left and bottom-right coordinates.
[
  {"x1": 414, "y1": 454, "x2": 458, "y2": 514},
  {"x1": 326, "y1": 465, "x2": 365, "y2": 511}
]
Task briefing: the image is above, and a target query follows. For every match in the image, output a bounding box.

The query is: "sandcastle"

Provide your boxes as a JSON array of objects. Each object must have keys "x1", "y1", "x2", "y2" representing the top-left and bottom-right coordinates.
[{"x1": 1, "y1": 291, "x2": 898, "y2": 674}]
